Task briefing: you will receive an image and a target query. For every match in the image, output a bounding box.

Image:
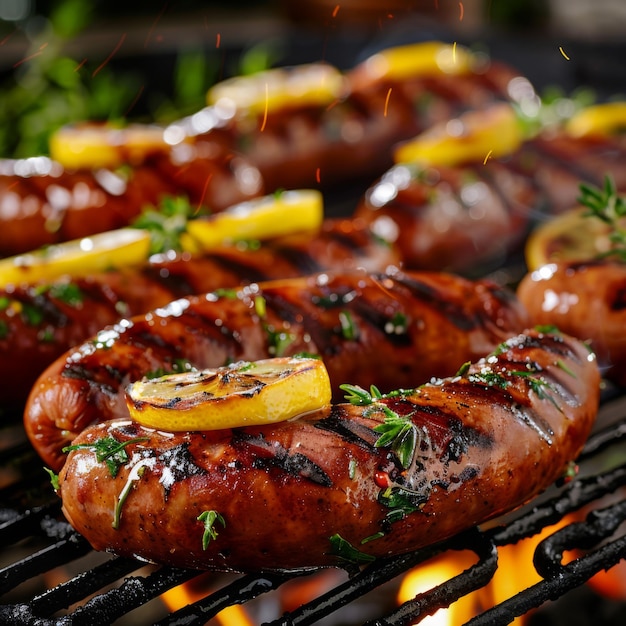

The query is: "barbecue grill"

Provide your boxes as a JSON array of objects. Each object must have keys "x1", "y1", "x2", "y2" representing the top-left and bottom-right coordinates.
[{"x1": 1, "y1": 6, "x2": 626, "y2": 625}]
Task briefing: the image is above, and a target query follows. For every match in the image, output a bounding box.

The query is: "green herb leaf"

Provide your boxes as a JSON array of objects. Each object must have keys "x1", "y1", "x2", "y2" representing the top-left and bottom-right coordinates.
[
  {"x1": 340, "y1": 383, "x2": 383, "y2": 406},
  {"x1": 328, "y1": 533, "x2": 375, "y2": 565},
  {"x1": 373, "y1": 408, "x2": 419, "y2": 469},
  {"x1": 197, "y1": 510, "x2": 226, "y2": 550},
  {"x1": 44, "y1": 467, "x2": 59, "y2": 491},
  {"x1": 63, "y1": 436, "x2": 148, "y2": 477},
  {"x1": 578, "y1": 175, "x2": 626, "y2": 261}
]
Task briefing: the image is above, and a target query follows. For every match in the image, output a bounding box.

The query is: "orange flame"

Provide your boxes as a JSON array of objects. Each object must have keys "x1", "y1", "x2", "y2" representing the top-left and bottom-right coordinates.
[{"x1": 161, "y1": 575, "x2": 254, "y2": 626}]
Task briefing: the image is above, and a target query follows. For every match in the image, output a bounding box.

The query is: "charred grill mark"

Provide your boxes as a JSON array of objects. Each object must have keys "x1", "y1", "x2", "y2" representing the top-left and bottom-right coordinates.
[
  {"x1": 201, "y1": 254, "x2": 272, "y2": 285},
  {"x1": 314, "y1": 413, "x2": 379, "y2": 450},
  {"x1": 511, "y1": 403, "x2": 554, "y2": 444},
  {"x1": 610, "y1": 282, "x2": 626, "y2": 311},
  {"x1": 157, "y1": 443, "x2": 207, "y2": 498},
  {"x1": 140, "y1": 265, "x2": 198, "y2": 298},
  {"x1": 233, "y1": 431, "x2": 332, "y2": 486},
  {"x1": 390, "y1": 273, "x2": 477, "y2": 330},
  {"x1": 272, "y1": 245, "x2": 322, "y2": 276}
]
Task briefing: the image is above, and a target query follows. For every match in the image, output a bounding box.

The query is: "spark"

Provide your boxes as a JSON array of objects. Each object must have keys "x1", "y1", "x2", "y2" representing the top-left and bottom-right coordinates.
[
  {"x1": 74, "y1": 58, "x2": 87, "y2": 72},
  {"x1": 316, "y1": 168, "x2": 321, "y2": 184},
  {"x1": 125, "y1": 85, "x2": 145, "y2": 117},
  {"x1": 384, "y1": 87, "x2": 392, "y2": 118},
  {"x1": 197, "y1": 173, "x2": 214, "y2": 212},
  {"x1": 483, "y1": 150, "x2": 493, "y2": 165},
  {"x1": 92, "y1": 33, "x2": 126, "y2": 77},
  {"x1": 216, "y1": 33, "x2": 221, "y2": 48},
  {"x1": 559, "y1": 46, "x2": 570, "y2": 61},
  {"x1": 145, "y1": 3, "x2": 168, "y2": 49},
  {"x1": 459, "y1": 1, "x2": 464, "y2": 20},
  {"x1": 13, "y1": 42, "x2": 48, "y2": 68},
  {"x1": 260, "y1": 82, "x2": 269, "y2": 132},
  {"x1": 332, "y1": 5, "x2": 340, "y2": 18}
]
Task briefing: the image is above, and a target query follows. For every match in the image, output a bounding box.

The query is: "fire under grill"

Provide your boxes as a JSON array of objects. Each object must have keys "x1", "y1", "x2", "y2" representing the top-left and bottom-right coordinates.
[{"x1": 1, "y1": 384, "x2": 625, "y2": 626}]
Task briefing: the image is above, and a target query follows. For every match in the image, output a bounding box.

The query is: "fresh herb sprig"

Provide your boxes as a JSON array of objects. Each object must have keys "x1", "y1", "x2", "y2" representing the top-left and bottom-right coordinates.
[
  {"x1": 340, "y1": 383, "x2": 420, "y2": 469},
  {"x1": 63, "y1": 436, "x2": 148, "y2": 477},
  {"x1": 578, "y1": 175, "x2": 626, "y2": 261},
  {"x1": 132, "y1": 196, "x2": 210, "y2": 255},
  {"x1": 197, "y1": 510, "x2": 226, "y2": 550}
]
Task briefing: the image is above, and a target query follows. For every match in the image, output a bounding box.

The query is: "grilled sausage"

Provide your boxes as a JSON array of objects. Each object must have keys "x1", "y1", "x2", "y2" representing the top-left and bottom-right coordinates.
[
  {"x1": 354, "y1": 132, "x2": 626, "y2": 273},
  {"x1": 517, "y1": 259, "x2": 626, "y2": 387},
  {"x1": 56, "y1": 328, "x2": 600, "y2": 572},
  {"x1": 0, "y1": 218, "x2": 397, "y2": 405},
  {"x1": 0, "y1": 145, "x2": 263, "y2": 258},
  {"x1": 25, "y1": 268, "x2": 530, "y2": 471}
]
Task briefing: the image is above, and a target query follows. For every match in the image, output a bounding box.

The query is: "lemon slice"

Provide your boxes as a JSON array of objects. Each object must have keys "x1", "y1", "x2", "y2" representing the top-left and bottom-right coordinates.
[
  {"x1": 126, "y1": 357, "x2": 332, "y2": 431},
  {"x1": 393, "y1": 103, "x2": 523, "y2": 166},
  {"x1": 185, "y1": 189, "x2": 323, "y2": 251},
  {"x1": 524, "y1": 207, "x2": 623, "y2": 270},
  {"x1": 0, "y1": 228, "x2": 151, "y2": 287},
  {"x1": 207, "y1": 63, "x2": 345, "y2": 116},
  {"x1": 355, "y1": 41, "x2": 473, "y2": 83},
  {"x1": 49, "y1": 122, "x2": 170, "y2": 170},
  {"x1": 565, "y1": 102, "x2": 626, "y2": 138}
]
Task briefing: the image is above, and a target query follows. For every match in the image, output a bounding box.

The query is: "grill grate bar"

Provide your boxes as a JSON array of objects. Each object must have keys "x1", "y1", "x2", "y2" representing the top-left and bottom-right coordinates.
[
  {"x1": 156, "y1": 571, "x2": 302, "y2": 626},
  {"x1": 29, "y1": 556, "x2": 144, "y2": 618},
  {"x1": 263, "y1": 538, "x2": 468, "y2": 626},
  {"x1": 67, "y1": 566, "x2": 199, "y2": 626},
  {"x1": 364, "y1": 530, "x2": 498, "y2": 626},
  {"x1": 465, "y1": 531, "x2": 626, "y2": 625}
]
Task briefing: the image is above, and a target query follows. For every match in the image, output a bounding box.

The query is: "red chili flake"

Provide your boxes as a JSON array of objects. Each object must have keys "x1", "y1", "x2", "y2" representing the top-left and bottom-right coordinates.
[{"x1": 374, "y1": 471, "x2": 391, "y2": 488}]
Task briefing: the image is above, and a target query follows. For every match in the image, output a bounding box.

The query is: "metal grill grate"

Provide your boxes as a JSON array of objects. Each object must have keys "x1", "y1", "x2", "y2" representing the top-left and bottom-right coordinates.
[{"x1": 1, "y1": 388, "x2": 625, "y2": 626}]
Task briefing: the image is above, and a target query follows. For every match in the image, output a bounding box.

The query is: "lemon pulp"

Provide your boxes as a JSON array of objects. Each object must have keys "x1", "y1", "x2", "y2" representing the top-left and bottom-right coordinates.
[
  {"x1": 126, "y1": 357, "x2": 332, "y2": 431},
  {"x1": 524, "y1": 207, "x2": 625, "y2": 270}
]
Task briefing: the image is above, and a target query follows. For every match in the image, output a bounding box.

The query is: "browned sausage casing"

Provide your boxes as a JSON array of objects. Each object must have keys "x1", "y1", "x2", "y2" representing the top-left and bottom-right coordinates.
[
  {"x1": 57, "y1": 329, "x2": 600, "y2": 572},
  {"x1": 25, "y1": 268, "x2": 530, "y2": 471},
  {"x1": 517, "y1": 259, "x2": 626, "y2": 387},
  {"x1": 0, "y1": 219, "x2": 397, "y2": 406},
  {"x1": 354, "y1": 133, "x2": 626, "y2": 273}
]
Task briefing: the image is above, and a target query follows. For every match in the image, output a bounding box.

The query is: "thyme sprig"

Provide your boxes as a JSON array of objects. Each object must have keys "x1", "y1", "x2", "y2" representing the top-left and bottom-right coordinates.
[
  {"x1": 340, "y1": 383, "x2": 419, "y2": 469},
  {"x1": 578, "y1": 175, "x2": 626, "y2": 261}
]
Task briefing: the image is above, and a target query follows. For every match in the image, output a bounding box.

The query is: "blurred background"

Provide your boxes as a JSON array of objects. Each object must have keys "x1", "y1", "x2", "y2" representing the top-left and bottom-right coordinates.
[{"x1": 1, "y1": 0, "x2": 625, "y2": 158}]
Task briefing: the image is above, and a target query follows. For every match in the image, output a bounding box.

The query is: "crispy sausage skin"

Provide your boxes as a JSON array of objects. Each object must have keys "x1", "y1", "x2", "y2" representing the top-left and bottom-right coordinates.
[
  {"x1": 57, "y1": 329, "x2": 600, "y2": 572},
  {"x1": 25, "y1": 268, "x2": 530, "y2": 471},
  {"x1": 517, "y1": 259, "x2": 626, "y2": 387},
  {"x1": 0, "y1": 219, "x2": 397, "y2": 405}
]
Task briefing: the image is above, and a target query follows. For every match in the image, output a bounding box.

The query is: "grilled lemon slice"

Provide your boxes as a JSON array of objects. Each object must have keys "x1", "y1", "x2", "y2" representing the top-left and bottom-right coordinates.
[
  {"x1": 126, "y1": 357, "x2": 332, "y2": 431},
  {"x1": 185, "y1": 189, "x2": 323, "y2": 251},
  {"x1": 394, "y1": 103, "x2": 523, "y2": 167},
  {"x1": 565, "y1": 102, "x2": 626, "y2": 138},
  {"x1": 0, "y1": 228, "x2": 151, "y2": 288},
  {"x1": 50, "y1": 123, "x2": 170, "y2": 170}
]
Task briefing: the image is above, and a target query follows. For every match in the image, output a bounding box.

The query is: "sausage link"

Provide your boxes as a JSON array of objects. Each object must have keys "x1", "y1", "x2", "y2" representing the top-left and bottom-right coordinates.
[
  {"x1": 57, "y1": 328, "x2": 600, "y2": 572},
  {"x1": 0, "y1": 219, "x2": 397, "y2": 405},
  {"x1": 517, "y1": 259, "x2": 626, "y2": 387},
  {"x1": 25, "y1": 268, "x2": 529, "y2": 471}
]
